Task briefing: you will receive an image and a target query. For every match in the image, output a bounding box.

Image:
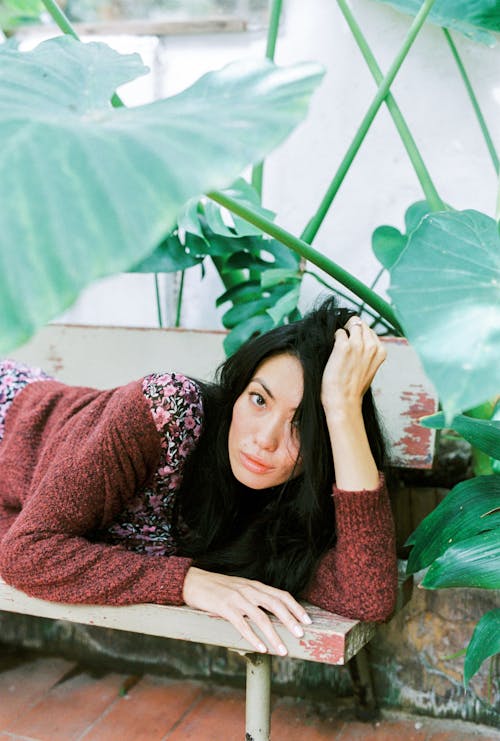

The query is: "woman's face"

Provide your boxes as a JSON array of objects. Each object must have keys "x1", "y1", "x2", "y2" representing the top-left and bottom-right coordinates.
[{"x1": 228, "y1": 353, "x2": 304, "y2": 490}]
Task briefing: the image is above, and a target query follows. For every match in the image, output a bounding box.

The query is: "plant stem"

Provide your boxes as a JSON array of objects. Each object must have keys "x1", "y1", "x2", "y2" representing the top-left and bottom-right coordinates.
[
  {"x1": 41, "y1": 0, "x2": 78, "y2": 38},
  {"x1": 443, "y1": 28, "x2": 499, "y2": 176},
  {"x1": 251, "y1": 0, "x2": 283, "y2": 196},
  {"x1": 265, "y1": 0, "x2": 283, "y2": 60},
  {"x1": 336, "y1": 0, "x2": 444, "y2": 211},
  {"x1": 40, "y1": 0, "x2": 124, "y2": 107},
  {"x1": 301, "y1": 0, "x2": 437, "y2": 244},
  {"x1": 154, "y1": 274, "x2": 163, "y2": 327},
  {"x1": 175, "y1": 271, "x2": 185, "y2": 327},
  {"x1": 209, "y1": 190, "x2": 403, "y2": 332}
]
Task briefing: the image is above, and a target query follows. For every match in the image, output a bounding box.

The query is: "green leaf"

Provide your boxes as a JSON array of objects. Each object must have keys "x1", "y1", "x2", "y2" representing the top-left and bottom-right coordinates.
[
  {"x1": 388, "y1": 210, "x2": 500, "y2": 423},
  {"x1": 372, "y1": 226, "x2": 407, "y2": 269},
  {"x1": 421, "y1": 528, "x2": 500, "y2": 589},
  {"x1": 261, "y1": 268, "x2": 301, "y2": 288},
  {"x1": 406, "y1": 476, "x2": 500, "y2": 573},
  {"x1": 260, "y1": 239, "x2": 301, "y2": 269},
  {"x1": 222, "y1": 297, "x2": 275, "y2": 329},
  {"x1": 177, "y1": 198, "x2": 207, "y2": 241},
  {"x1": 464, "y1": 609, "x2": 500, "y2": 686},
  {"x1": 131, "y1": 235, "x2": 203, "y2": 273},
  {"x1": 267, "y1": 285, "x2": 301, "y2": 324},
  {"x1": 203, "y1": 200, "x2": 237, "y2": 237},
  {"x1": 371, "y1": 0, "x2": 500, "y2": 43},
  {"x1": 224, "y1": 252, "x2": 271, "y2": 270},
  {"x1": 420, "y1": 413, "x2": 500, "y2": 460},
  {"x1": 218, "y1": 179, "x2": 276, "y2": 237},
  {"x1": 372, "y1": 201, "x2": 431, "y2": 269},
  {"x1": 404, "y1": 200, "x2": 432, "y2": 233},
  {"x1": 223, "y1": 313, "x2": 274, "y2": 356},
  {"x1": 0, "y1": 0, "x2": 43, "y2": 30},
  {"x1": 216, "y1": 280, "x2": 264, "y2": 307},
  {"x1": 0, "y1": 36, "x2": 324, "y2": 353}
]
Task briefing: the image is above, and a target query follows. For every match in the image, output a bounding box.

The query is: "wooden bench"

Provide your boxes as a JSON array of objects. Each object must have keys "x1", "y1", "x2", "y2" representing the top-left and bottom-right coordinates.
[{"x1": 1, "y1": 324, "x2": 438, "y2": 741}]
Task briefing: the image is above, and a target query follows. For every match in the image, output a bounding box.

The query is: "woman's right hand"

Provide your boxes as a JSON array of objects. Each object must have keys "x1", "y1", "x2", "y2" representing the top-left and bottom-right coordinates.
[{"x1": 182, "y1": 566, "x2": 312, "y2": 655}]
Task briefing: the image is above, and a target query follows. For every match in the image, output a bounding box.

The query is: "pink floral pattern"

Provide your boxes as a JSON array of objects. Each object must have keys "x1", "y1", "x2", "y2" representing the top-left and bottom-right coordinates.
[
  {"x1": 105, "y1": 372, "x2": 203, "y2": 555},
  {"x1": 0, "y1": 360, "x2": 53, "y2": 442}
]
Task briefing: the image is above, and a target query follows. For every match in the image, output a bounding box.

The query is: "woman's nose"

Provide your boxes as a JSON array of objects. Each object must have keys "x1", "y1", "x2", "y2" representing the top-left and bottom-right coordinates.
[{"x1": 255, "y1": 419, "x2": 280, "y2": 451}]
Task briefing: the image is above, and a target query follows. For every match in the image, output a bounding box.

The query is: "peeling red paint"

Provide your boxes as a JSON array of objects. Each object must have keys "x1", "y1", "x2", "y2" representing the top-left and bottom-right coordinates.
[
  {"x1": 394, "y1": 384, "x2": 437, "y2": 466},
  {"x1": 299, "y1": 633, "x2": 345, "y2": 665}
]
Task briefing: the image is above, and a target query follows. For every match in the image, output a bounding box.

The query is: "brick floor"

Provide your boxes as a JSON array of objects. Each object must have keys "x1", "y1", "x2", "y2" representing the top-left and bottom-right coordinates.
[{"x1": 0, "y1": 650, "x2": 498, "y2": 741}]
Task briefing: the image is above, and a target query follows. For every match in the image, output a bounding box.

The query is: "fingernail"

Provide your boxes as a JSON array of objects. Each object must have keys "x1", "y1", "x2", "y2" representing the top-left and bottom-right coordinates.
[
  {"x1": 293, "y1": 625, "x2": 304, "y2": 638},
  {"x1": 258, "y1": 643, "x2": 267, "y2": 653},
  {"x1": 278, "y1": 644, "x2": 287, "y2": 656},
  {"x1": 302, "y1": 614, "x2": 312, "y2": 625}
]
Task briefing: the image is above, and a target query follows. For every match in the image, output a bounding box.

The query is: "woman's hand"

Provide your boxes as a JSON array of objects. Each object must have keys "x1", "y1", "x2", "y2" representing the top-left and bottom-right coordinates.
[
  {"x1": 321, "y1": 317, "x2": 386, "y2": 491},
  {"x1": 321, "y1": 316, "x2": 386, "y2": 415},
  {"x1": 182, "y1": 567, "x2": 312, "y2": 655}
]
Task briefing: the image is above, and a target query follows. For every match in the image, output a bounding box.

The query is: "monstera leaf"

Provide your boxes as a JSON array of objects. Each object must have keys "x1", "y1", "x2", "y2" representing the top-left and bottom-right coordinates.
[
  {"x1": 0, "y1": 36, "x2": 323, "y2": 352},
  {"x1": 371, "y1": 0, "x2": 500, "y2": 43},
  {"x1": 389, "y1": 210, "x2": 500, "y2": 422}
]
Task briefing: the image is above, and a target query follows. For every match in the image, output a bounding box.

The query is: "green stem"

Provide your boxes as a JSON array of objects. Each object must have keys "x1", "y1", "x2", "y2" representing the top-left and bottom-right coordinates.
[
  {"x1": 209, "y1": 190, "x2": 403, "y2": 333},
  {"x1": 40, "y1": 0, "x2": 123, "y2": 107},
  {"x1": 301, "y1": 0, "x2": 437, "y2": 244},
  {"x1": 175, "y1": 271, "x2": 185, "y2": 327},
  {"x1": 336, "y1": 0, "x2": 444, "y2": 211},
  {"x1": 41, "y1": 0, "x2": 78, "y2": 38},
  {"x1": 154, "y1": 274, "x2": 163, "y2": 327},
  {"x1": 265, "y1": 0, "x2": 283, "y2": 59},
  {"x1": 443, "y1": 28, "x2": 499, "y2": 176},
  {"x1": 251, "y1": 0, "x2": 283, "y2": 196}
]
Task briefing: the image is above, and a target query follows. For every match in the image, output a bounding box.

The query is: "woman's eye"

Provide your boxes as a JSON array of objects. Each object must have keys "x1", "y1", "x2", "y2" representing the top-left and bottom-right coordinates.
[{"x1": 250, "y1": 392, "x2": 265, "y2": 407}]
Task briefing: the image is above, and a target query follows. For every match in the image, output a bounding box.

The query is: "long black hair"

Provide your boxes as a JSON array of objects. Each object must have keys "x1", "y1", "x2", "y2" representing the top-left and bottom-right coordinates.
[{"x1": 175, "y1": 296, "x2": 386, "y2": 596}]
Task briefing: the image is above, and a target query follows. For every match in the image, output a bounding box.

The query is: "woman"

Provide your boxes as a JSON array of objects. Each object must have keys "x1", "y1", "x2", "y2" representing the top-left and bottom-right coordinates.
[{"x1": 0, "y1": 297, "x2": 397, "y2": 657}]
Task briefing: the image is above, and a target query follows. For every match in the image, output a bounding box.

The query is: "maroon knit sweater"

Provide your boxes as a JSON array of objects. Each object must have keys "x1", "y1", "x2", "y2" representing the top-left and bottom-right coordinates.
[{"x1": 0, "y1": 380, "x2": 397, "y2": 621}]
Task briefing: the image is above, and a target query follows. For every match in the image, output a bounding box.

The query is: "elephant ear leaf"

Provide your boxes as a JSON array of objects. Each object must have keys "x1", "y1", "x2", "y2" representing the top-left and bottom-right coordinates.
[
  {"x1": 389, "y1": 210, "x2": 500, "y2": 423},
  {"x1": 0, "y1": 36, "x2": 324, "y2": 353},
  {"x1": 370, "y1": 0, "x2": 500, "y2": 43}
]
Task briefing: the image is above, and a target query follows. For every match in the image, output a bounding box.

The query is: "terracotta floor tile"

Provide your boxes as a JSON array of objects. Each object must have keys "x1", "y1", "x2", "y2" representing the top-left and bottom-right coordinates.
[
  {"x1": 0, "y1": 654, "x2": 74, "y2": 727},
  {"x1": 166, "y1": 685, "x2": 246, "y2": 740},
  {"x1": 80, "y1": 676, "x2": 205, "y2": 741},
  {"x1": 6, "y1": 667, "x2": 126, "y2": 741}
]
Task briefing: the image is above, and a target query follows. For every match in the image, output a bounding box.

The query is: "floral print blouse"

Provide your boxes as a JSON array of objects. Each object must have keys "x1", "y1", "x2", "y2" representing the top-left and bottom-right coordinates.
[{"x1": 105, "y1": 372, "x2": 203, "y2": 555}]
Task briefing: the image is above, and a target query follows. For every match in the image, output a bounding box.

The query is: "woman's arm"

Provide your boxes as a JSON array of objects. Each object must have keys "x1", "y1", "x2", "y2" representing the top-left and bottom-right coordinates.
[
  {"x1": 0, "y1": 381, "x2": 192, "y2": 606},
  {"x1": 305, "y1": 317, "x2": 397, "y2": 621},
  {"x1": 304, "y1": 476, "x2": 397, "y2": 621}
]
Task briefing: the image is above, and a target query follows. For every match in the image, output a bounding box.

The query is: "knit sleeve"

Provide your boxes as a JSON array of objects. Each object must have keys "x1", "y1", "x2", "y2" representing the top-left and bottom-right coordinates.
[
  {"x1": 303, "y1": 474, "x2": 398, "y2": 622},
  {"x1": 0, "y1": 381, "x2": 193, "y2": 606}
]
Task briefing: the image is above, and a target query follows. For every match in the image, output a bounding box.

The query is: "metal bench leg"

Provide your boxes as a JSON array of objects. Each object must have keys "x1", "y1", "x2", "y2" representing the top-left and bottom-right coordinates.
[{"x1": 245, "y1": 652, "x2": 271, "y2": 741}]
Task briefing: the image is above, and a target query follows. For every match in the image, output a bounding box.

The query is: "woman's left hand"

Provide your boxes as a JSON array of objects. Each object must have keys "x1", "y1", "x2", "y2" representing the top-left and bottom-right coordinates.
[{"x1": 321, "y1": 316, "x2": 386, "y2": 415}]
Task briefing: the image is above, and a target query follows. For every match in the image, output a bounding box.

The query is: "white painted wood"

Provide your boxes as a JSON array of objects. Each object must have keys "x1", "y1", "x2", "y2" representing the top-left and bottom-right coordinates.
[
  {"x1": 0, "y1": 577, "x2": 374, "y2": 666},
  {"x1": 10, "y1": 324, "x2": 438, "y2": 467}
]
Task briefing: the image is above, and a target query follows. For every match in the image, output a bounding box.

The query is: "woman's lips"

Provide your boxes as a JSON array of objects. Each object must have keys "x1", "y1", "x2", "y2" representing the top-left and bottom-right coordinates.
[{"x1": 240, "y1": 452, "x2": 272, "y2": 474}]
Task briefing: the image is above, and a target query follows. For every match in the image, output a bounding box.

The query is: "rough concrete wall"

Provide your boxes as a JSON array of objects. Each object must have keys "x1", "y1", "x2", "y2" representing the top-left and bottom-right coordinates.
[{"x1": 370, "y1": 583, "x2": 500, "y2": 727}]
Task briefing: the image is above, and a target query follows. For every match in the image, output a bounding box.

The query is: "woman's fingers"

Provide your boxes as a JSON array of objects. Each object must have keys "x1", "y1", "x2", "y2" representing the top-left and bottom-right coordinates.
[{"x1": 183, "y1": 568, "x2": 311, "y2": 654}]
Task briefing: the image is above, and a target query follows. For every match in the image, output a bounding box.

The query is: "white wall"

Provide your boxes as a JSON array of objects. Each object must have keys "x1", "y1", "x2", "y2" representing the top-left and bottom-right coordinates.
[{"x1": 38, "y1": 0, "x2": 499, "y2": 329}]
